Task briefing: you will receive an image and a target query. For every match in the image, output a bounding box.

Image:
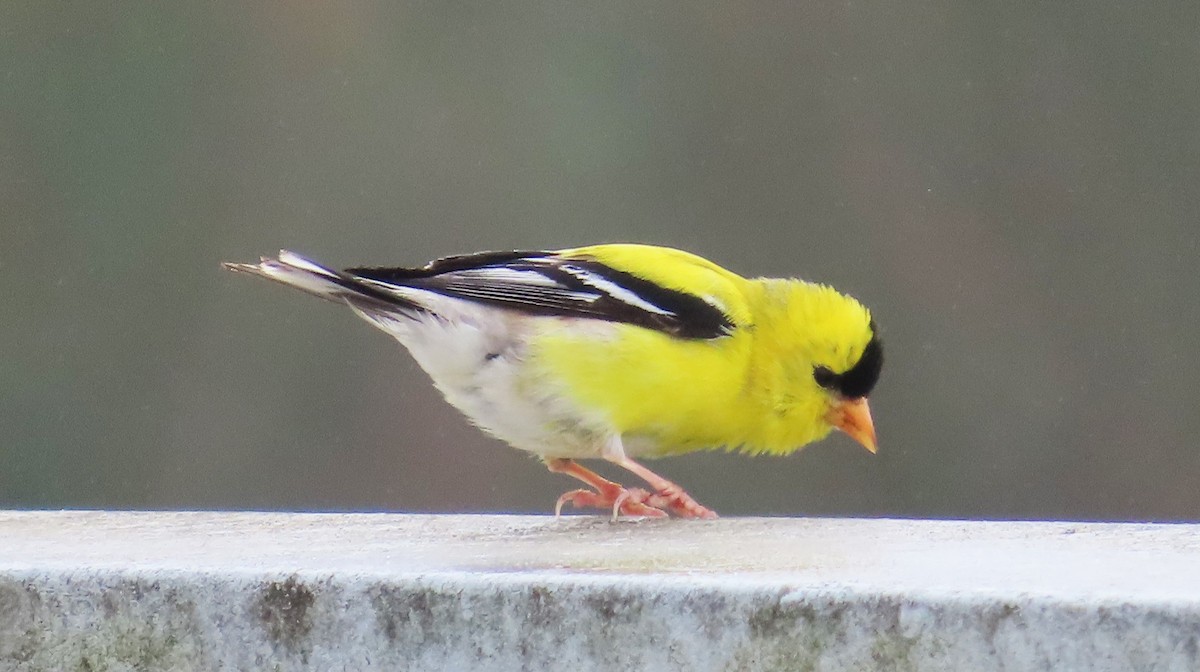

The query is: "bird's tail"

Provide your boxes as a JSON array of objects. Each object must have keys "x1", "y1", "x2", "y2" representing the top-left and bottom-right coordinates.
[{"x1": 222, "y1": 250, "x2": 417, "y2": 313}]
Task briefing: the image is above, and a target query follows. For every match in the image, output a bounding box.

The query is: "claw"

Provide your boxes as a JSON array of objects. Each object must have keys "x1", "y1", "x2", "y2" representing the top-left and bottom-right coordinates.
[
  {"x1": 644, "y1": 484, "x2": 718, "y2": 520},
  {"x1": 555, "y1": 487, "x2": 668, "y2": 520},
  {"x1": 605, "y1": 456, "x2": 719, "y2": 519},
  {"x1": 610, "y1": 489, "x2": 628, "y2": 521}
]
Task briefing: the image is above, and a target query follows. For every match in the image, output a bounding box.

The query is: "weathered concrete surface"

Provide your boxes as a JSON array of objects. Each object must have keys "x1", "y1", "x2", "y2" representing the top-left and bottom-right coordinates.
[{"x1": 0, "y1": 512, "x2": 1198, "y2": 671}]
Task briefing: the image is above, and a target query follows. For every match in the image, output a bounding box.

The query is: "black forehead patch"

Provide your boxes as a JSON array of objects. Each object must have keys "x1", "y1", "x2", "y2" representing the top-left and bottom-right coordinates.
[
  {"x1": 837, "y1": 333, "x2": 883, "y2": 398},
  {"x1": 815, "y1": 326, "x2": 883, "y2": 399}
]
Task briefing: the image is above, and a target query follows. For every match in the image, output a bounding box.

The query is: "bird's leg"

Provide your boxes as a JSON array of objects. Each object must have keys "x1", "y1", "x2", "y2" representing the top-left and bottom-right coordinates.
[
  {"x1": 545, "y1": 458, "x2": 667, "y2": 521},
  {"x1": 606, "y1": 456, "x2": 718, "y2": 520}
]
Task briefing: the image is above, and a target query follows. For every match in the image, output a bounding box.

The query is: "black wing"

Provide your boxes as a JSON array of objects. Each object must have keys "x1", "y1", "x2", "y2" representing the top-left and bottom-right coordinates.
[{"x1": 348, "y1": 251, "x2": 734, "y2": 340}]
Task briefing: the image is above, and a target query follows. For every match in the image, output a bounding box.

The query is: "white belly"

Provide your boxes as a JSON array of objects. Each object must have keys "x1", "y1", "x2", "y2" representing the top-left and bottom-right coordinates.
[{"x1": 353, "y1": 301, "x2": 616, "y2": 459}]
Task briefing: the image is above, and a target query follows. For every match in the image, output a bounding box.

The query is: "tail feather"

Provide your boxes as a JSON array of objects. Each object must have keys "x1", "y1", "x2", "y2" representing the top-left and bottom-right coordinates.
[{"x1": 222, "y1": 250, "x2": 417, "y2": 313}]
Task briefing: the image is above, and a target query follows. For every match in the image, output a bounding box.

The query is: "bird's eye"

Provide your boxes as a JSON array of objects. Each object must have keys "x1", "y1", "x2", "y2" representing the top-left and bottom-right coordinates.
[{"x1": 813, "y1": 365, "x2": 837, "y2": 389}]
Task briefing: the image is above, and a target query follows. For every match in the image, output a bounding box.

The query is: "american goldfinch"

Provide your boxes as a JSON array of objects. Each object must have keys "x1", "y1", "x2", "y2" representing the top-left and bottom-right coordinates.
[{"x1": 224, "y1": 244, "x2": 882, "y2": 520}]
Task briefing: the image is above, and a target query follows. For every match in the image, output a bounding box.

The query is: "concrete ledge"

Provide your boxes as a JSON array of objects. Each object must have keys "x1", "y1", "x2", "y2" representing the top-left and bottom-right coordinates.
[{"x1": 1, "y1": 512, "x2": 1198, "y2": 671}]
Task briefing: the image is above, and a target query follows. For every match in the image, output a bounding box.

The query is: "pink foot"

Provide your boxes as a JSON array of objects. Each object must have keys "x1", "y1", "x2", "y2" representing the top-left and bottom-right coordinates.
[
  {"x1": 645, "y1": 484, "x2": 718, "y2": 520},
  {"x1": 555, "y1": 486, "x2": 668, "y2": 521}
]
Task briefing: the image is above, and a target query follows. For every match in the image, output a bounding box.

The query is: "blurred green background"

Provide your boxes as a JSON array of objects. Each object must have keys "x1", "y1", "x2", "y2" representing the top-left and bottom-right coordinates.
[{"x1": 3, "y1": 3, "x2": 1198, "y2": 520}]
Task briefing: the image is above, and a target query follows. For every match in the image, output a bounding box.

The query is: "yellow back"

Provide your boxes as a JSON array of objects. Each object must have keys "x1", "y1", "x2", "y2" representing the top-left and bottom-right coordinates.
[{"x1": 529, "y1": 244, "x2": 874, "y2": 456}]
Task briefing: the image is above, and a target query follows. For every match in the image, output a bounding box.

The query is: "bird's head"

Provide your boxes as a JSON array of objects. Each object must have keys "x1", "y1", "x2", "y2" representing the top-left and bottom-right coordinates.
[{"x1": 767, "y1": 281, "x2": 883, "y2": 453}]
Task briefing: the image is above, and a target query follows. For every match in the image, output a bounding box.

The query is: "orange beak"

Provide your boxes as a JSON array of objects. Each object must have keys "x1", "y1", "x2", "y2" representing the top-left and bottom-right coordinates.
[{"x1": 827, "y1": 397, "x2": 877, "y2": 454}]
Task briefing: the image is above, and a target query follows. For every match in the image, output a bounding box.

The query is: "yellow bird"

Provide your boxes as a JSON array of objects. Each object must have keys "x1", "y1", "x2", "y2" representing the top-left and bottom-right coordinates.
[{"x1": 224, "y1": 244, "x2": 881, "y2": 520}]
